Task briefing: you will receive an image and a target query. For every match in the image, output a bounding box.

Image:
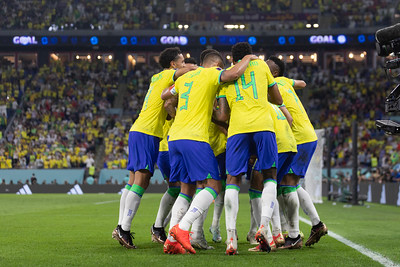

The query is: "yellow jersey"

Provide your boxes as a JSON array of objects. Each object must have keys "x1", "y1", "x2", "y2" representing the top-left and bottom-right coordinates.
[
  {"x1": 168, "y1": 67, "x2": 223, "y2": 143},
  {"x1": 130, "y1": 69, "x2": 176, "y2": 138},
  {"x1": 219, "y1": 59, "x2": 276, "y2": 138},
  {"x1": 209, "y1": 121, "x2": 227, "y2": 156},
  {"x1": 276, "y1": 76, "x2": 317, "y2": 145},
  {"x1": 268, "y1": 103, "x2": 297, "y2": 153},
  {"x1": 159, "y1": 119, "x2": 174, "y2": 152}
]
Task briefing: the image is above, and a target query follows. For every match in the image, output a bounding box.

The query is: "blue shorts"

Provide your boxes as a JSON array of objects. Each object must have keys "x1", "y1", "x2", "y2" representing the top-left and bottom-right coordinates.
[
  {"x1": 169, "y1": 140, "x2": 220, "y2": 184},
  {"x1": 157, "y1": 151, "x2": 170, "y2": 179},
  {"x1": 127, "y1": 131, "x2": 160, "y2": 174},
  {"x1": 216, "y1": 152, "x2": 227, "y2": 180},
  {"x1": 290, "y1": 141, "x2": 317, "y2": 178},
  {"x1": 226, "y1": 131, "x2": 278, "y2": 177},
  {"x1": 253, "y1": 152, "x2": 296, "y2": 184}
]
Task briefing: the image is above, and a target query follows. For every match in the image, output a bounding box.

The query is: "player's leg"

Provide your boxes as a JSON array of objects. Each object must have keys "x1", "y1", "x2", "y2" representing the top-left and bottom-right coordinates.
[
  {"x1": 112, "y1": 171, "x2": 134, "y2": 244},
  {"x1": 246, "y1": 157, "x2": 259, "y2": 245},
  {"x1": 118, "y1": 131, "x2": 159, "y2": 249},
  {"x1": 170, "y1": 140, "x2": 221, "y2": 254},
  {"x1": 253, "y1": 131, "x2": 278, "y2": 253},
  {"x1": 191, "y1": 182, "x2": 214, "y2": 250},
  {"x1": 209, "y1": 152, "x2": 227, "y2": 243},
  {"x1": 152, "y1": 151, "x2": 180, "y2": 244},
  {"x1": 292, "y1": 141, "x2": 327, "y2": 246}
]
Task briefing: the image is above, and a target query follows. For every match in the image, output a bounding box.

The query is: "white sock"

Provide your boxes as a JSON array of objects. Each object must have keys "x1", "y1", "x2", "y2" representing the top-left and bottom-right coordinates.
[
  {"x1": 266, "y1": 223, "x2": 273, "y2": 244},
  {"x1": 271, "y1": 199, "x2": 282, "y2": 236},
  {"x1": 282, "y1": 189, "x2": 300, "y2": 238},
  {"x1": 297, "y1": 186, "x2": 320, "y2": 226},
  {"x1": 277, "y1": 194, "x2": 289, "y2": 233},
  {"x1": 211, "y1": 190, "x2": 224, "y2": 229},
  {"x1": 224, "y1": 186, "x2": 239, "y2": 231},
  {"x1": 192, "y1": 208, "x2": 209, "y2": 240},
  {"x1": 163, "y1": 211, "x2": 171, "y2": 228},
  {"x1": 260, "y1": 181, "x2": 277, "y2": 228},
  {"x1": 168, "y1": 194, "x2": 192, "y2": 242},
  {"x1": 121, "y1": 191, "x2": 142, "y2": 231},
  {"x1": 117, "y1": 187, "x2": 130, "y2": 225},
  {"x1": 250, "y1": 198, "x2": 262, "y2": 230},
  {"x1": 154, "y1": 191, "x2": 177, "y2": 227},
  {"x1": 179, "y1": 188, "x2": 216, "y2": 231}
]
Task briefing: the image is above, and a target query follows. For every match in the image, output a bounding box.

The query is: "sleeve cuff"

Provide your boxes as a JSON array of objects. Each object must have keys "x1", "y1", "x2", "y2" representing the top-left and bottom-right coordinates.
[
  {"x1": 172, "y1": 70, "x2": 177, "y2": 82},
  {"x1": 268, "y1": 81, "x2": 277, "y2": 87},
  {"x1": 218, "y1": 70, "x2": 225, "y2": 84}
]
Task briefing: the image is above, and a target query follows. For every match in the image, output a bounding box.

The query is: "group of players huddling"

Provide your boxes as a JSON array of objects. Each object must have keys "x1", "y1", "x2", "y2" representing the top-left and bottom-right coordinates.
[{"x1": 111, "y1": 42, "x2": 328, "y2": 255}]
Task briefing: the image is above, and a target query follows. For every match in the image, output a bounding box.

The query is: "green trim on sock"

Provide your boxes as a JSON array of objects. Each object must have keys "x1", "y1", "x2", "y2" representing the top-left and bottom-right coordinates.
[
  {"x1": 296, "y1": 184, "x2": 301, "y2": 190},
  {"x1": 281, "y1": 186, "x2": 297, "y2": 195},
  {"x1": 272, "y1": 162, "x2": 276, "y2": 168},
  {"x1": 130, "y1": 184, "x2": 145, "y2": 197},
  {"x1": 288, "y1": 168, "x2": 294, "y2": 174},
  {"x1": 226, "y1": 184, "x2": 240, "y2": 192},
  {"x1": 277, "y1": 186, "x2": 282, "y2": 196},
  {"x1": 196, "y1": 188, "x2": 203, "y2": 195},
  {"x1": 263, "y1": 179, "x2": 277, "y2": 185},
  {"x1": 205, "y1": 187, "x2": 218, "y2": 199},
  {"x1": 167, "y1": 187, "x2": 180, "y2": 198},
  {"x1": 179, "y1": 193, "x2": 192, "y2": 203},
  {"x1": 226, "y1": 169, "x2": 229, "y2": 175},
  {"x1": 248, "y1": 188, "x2": 262, "y2": 199},
  {"x1": 125, "y1": 184, "x2": 132, "y2": 190}
]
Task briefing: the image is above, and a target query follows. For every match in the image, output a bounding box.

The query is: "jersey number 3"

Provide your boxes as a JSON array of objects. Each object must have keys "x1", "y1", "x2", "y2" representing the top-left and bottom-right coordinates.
[{"x1": 180, "y1": 81, "x2": 193, "y2": 110}]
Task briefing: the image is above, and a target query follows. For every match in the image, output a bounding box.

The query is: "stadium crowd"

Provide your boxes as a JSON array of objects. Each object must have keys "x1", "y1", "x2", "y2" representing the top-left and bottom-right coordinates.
[{"x1": 0, "y1": 0, "x2": 395, "y2": 30}]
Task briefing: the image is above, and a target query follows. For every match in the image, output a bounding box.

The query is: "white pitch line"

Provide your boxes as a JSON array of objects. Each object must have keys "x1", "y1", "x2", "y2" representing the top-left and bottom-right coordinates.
[
  {"x1": 94, "y1": 200, "x2": 119, "y2": 205},
  {"x1": 299, "y1": 216, "x2": 400, "y2": 267}
]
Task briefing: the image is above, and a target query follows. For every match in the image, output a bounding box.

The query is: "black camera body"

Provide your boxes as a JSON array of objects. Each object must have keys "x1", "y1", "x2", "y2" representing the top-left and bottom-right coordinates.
[{"x1": 375, "y1": 23, "x2": 400, "y2": 135}]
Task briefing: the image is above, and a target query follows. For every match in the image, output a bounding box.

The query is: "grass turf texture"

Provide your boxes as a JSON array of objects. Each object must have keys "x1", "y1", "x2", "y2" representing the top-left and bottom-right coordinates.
[{"x1": 0, "y1": 193, "x2": 398, "y2": 266}]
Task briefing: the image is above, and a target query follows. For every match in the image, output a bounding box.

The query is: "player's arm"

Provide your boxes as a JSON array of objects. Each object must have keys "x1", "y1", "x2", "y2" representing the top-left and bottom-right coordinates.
[
  {"x1": 173, "y1": 65, "x2": 198, "y2": 80},
  {"x1": 293, "y1": 79, "x2": 306, "y2": 89},
  {"x1": 268, "y1": 83, "x2": 283, "y2": 105},
  {"x1": 216, "y1": 123, "x2": 228, "y2": 135},
  {"x1": 161, "y1": 85, "x2": 177, "y2": 100},
  {"x1": 279, "y1": 105, "x2": 293, "y2": 127},
  {"x1": 164, "y1": 95, "x2": 178, "y2": 118},
  {"x1": 213, "y1": 97, "x2": 230, "y2": 122},
  {"x1": 220, "y1": 55, "x2": 259, "y2": 83}
]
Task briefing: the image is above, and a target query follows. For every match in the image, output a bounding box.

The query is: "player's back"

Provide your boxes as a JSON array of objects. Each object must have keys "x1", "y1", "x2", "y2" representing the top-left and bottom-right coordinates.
[
  {"x1": 130, "y1": 69, "x2": 176, "y2": 138},
  {"x1": 276, "y1": 76, "x2": 317, "y2": 144},
  {"x1": 268, "y1": 103, "x2": 297, "y2": 153},
  {"x1": 168, "y1": 67, "x2": 222, "y2": 143},
  {"x1": 221, "y1": 59, "x2": 275, "y2": 138}
]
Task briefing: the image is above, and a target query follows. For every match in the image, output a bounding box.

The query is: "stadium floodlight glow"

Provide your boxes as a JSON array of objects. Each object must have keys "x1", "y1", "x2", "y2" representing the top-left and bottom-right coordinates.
[
  {"x1": 41, "y1": 37, "x2": 48, "y2": 45},
  {"x1": 289, "y1": 55, "x2": 294, "y2": 60},
  {"x1": 120, "y1": 36, "x2": 128, "y2": 45},
  {"x1": 337, "y1": 35, "x2": 347, "y2": 44},
  {"x1": 258, "y1": 55, "x2": 265, "y2": 60},
  {"x1": 226, "y1": 55, "x2": 231, "y2": 59},
  {"x1": 87, "y1": 55, "x2": 91, "y2": 59},
  {"x1": 313, "y1": 23, "x2": 319, "y2": 28},
  {"x1": 248, "y1": 36, "x2": 257, "y2": 45},
  {"x1": 360, "y1": 53, "x2": 365, "y2": 58},
  {"x1": 186, "y1": 53, "x2": 190, "y2": 58},
  {"x1": 97, "y1": 55, "x2": 101, "y2": 59},
  {"x1": 311, "y1": 54, "x2": 315, "y2": 59},
  {"x1": 184, "y1": 25, "x2": 189, "y2": 29},
  {"x1": 108, "y1": 55, "x2": 113, "y2": 60},
  {"x1": 199, "y1": 37, "x2": 207, "y2": 45},
  {"x1": 349, "y1": 52, "x2": 354, "y2": 59},
  {"x1": 278, "y1": 55, "x2": 283, "y2": 60},
  {"x1": 278, "y1": 36, "x2": 286, "y2": 45},
  {"x1": 299, "y1": 54, "x2": 304, "y2": 59},
  {"x1": 90, "y1": 36, "x2": 98, "y2": 45},
  {"x1": 306, "y1": 24, "x2": 312, "y2": 28},
  {"x1": 178, "y1": 25, "x2": 183, "y2": 29},
  {"x1": 224, "y1": 24, "x2": 235, "y2": 29},
  {"x1": 239, "y1": 25, "x2": 245, "y2": 29},
  {"x1": 76, "y1": 55, "x2": 79, "y2": 59}
]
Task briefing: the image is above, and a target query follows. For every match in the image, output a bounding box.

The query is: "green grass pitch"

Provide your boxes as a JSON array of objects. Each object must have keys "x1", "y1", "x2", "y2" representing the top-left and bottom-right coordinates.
[{"x1": 0, "y1": 193, "x2": 399, "y2": 266}]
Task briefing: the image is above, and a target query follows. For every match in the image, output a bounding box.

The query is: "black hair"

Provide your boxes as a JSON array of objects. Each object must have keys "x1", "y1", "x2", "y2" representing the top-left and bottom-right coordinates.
[
  {"x1": 203, "y1": 51, "x2": 224, "y2": 67},
  {"x1": 159, "y1": 47, "x2": 182, "y2": 69},
  {"x1": 268, "y1": 56, "x2": 285, "y2": 77},
  {"x1": 184, "y1": 57, "x2": 197, "y2": 65},
  {"x1": 200, "y1": 49, "x2": 219, "y2": 65},
  {"x1": 231, "y1": 42, "x2": 252, "y2": 63}
]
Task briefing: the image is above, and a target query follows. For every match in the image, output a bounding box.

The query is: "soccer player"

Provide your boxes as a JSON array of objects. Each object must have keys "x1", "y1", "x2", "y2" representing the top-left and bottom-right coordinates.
[
  {"x1": 266, "y1": 56, "x2": 328, "y2": 248},
  {"x1": 151, "y1": 57, "x2": 199, "y2": 244},
  {"x1": 112, "y1": 47, "x2": 196, "y2": 249},
  {"x1": 162, "y1": 51, "x2": 258, "y2": 254},
  {"x1": 217, "y1": 42, "x2": 282, "y2": 254},
  {"x1": 248, "y1": 97, "x2": 298, "y2": 252}
]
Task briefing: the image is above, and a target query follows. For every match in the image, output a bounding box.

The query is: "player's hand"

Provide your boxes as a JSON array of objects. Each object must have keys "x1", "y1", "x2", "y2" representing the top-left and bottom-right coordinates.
[
  {"x1": 246, "y1": 54, "x2": 259, "y2": 60},
  {"x1": 188, "y1": 65, "x2": 198, "y2": 71}
]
